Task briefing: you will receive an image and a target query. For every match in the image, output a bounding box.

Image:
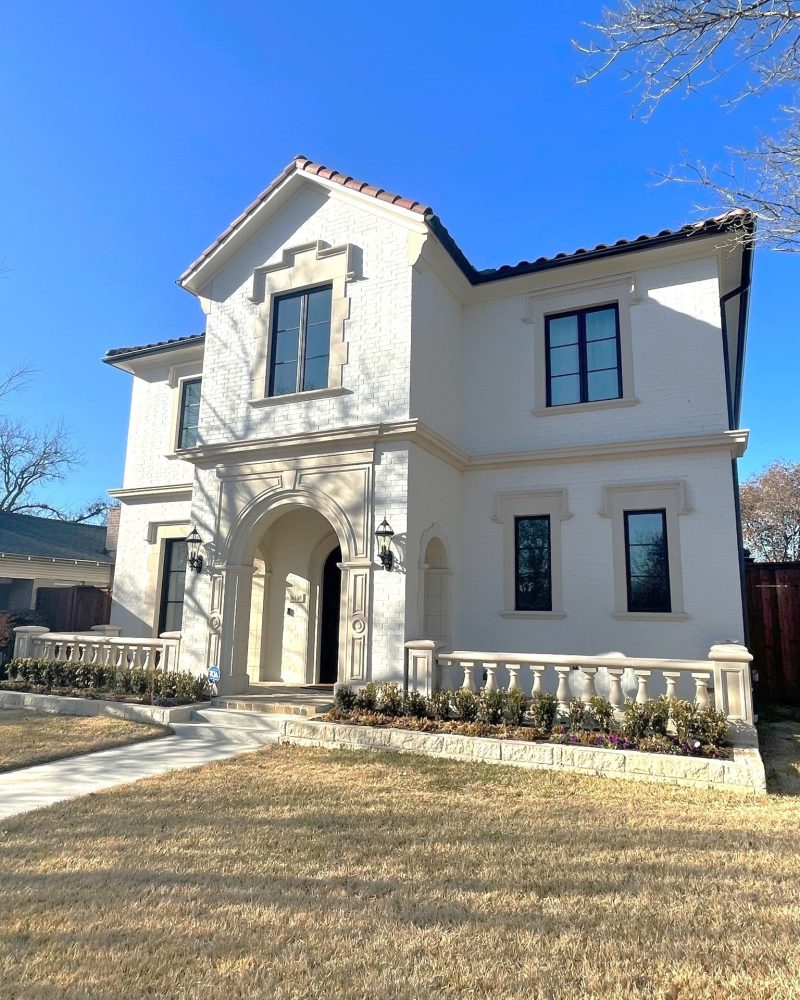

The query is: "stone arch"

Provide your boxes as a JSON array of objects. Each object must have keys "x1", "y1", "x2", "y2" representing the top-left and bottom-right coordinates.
[{"x1": 418, "y1": 525, "x2": 452, "y2": 646}]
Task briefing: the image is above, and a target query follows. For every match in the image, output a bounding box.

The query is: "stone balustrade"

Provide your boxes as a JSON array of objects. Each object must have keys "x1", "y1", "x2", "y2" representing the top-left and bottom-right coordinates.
[
  {"x1": 12, "y1": 626, "x2": 182, "y2": 673},
  {"x1": 404, "y1": 641, "x2": 754, "y2": 725}
]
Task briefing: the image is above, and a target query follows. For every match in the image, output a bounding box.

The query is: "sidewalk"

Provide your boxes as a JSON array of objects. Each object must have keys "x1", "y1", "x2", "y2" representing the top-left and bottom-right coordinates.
[{"x1": 0, "y1": 710, "x2": 281, "y2": 821}]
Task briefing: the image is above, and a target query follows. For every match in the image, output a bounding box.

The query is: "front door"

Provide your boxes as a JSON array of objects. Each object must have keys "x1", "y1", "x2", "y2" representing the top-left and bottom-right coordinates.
[{"x1": 319, "y1": 546, "x2": 342, "y2": 684}]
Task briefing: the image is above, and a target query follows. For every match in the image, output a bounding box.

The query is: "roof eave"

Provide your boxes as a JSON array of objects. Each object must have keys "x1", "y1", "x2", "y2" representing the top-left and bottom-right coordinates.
[{"x1": 102, "y1": 335, "x2": 206, "y2": 371}]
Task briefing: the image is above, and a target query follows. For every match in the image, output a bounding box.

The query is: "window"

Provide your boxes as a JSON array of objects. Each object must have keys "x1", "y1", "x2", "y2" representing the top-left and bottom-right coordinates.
[
  {"x1": 158, "y1": 539, "x2": 188, "y2": 634},
  {"x1": 177, "y1": 378, "x2": 201, "y2": 449},
  {"x1": 515, "y1": 516, "x2": 552, "y2": 611},
  {"x1": 269, "y1": 285, "x2": 332, "y2": 397},
  {"x1": 545, "y1": 304, "x2": 621, "y2": 407},
  {"x1": 624, "y1": 510, "x2": 671, "y2": 613}
]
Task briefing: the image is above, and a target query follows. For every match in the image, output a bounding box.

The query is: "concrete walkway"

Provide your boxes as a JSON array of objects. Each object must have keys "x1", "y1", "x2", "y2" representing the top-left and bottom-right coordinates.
[{"x1": 0, "y1": 707, "x2": 282, "y2": 821}]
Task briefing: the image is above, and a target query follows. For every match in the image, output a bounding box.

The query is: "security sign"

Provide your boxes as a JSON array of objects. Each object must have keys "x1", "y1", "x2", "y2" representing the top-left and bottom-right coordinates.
[{"x1": 207, "y1": 665, "x2": 221, "y2": 684}]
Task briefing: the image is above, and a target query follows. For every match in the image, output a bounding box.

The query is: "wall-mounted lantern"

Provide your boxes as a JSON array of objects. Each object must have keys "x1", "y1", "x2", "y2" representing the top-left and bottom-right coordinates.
[
  {"x1": 375, "y1": 516, "x2": 395, "y2": 572},
  {"x1": 184, "y1": 526, "x2": 204, "y2": 573}
]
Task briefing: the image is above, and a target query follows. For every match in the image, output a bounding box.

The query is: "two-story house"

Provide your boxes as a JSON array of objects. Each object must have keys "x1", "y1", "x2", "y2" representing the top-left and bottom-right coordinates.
[{"x1": 103, "y1": 155, "x2": 753, "y2": 696}]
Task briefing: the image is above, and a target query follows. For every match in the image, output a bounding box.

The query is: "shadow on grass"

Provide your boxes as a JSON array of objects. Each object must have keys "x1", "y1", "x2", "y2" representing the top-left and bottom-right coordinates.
[{"x1": 758, "y1": 702, "x2": 800, "y2": 796}]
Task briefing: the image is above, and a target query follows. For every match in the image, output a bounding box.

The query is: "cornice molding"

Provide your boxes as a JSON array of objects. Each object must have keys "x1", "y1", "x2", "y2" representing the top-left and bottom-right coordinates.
[{"x1": 108, "y1": 484, "x2": 194, "y2": 504}]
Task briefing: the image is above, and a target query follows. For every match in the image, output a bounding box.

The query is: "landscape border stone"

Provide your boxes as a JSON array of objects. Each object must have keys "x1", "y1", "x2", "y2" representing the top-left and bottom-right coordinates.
[
  {"x1": 0, "y1": 690, "x2": 202, "y2": 726},
  {"x1": 279, "y1": 718, "x2": 767, "y2": 795}
]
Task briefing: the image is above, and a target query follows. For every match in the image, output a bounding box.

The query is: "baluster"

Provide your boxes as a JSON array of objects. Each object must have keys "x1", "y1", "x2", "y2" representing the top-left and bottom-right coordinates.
[
  {"x1": 663, "y1": 671, "x2": 680, "y2": 700},
  {"x1": 692, "y1": 672, "x2": 711, "y2": 710},
  {"x1": 483, "y1": 662, "x2": 497, "y2": 692},
  {"x1": 89, "y1": 643, "x2": 99, "y2": 666},
  {"x1": 530, "y1": 665, "x2": 545, "y2": 697},
  {"x1": 607, "y1": 668, "x2": 625, "y2": 711},
  {"x1": 69, "y1": 639, "x2": 81, "y2": 664},
  {"x1": 142, "y1": 646, "x2": 152, "y2": 671},
  {"x1": 507, "y1": 664, "x2": 520, "y2": 691},
  {"x1": 580, "y1": 666, "x2": 598, "y2": 704},
  {"x1": 634, "y1": 669, "x2": 651, "y2": 705},
  {"x1": 555, "y1": 666, "x2": 571, "y2": 713},
  {"x1": 461, "y1": 661, "x2": 476, "y2": 692}
]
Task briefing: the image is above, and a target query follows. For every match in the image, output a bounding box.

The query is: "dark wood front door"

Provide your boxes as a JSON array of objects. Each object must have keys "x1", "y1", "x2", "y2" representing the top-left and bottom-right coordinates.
[{"x1": 319, "y1": 546, "x2": 342, "y2": 684}]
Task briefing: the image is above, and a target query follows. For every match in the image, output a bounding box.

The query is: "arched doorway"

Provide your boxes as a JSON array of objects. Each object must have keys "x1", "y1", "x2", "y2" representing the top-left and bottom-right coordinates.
[{"x1": 319, "y1": 545, "x2": 342, "y2": 684}]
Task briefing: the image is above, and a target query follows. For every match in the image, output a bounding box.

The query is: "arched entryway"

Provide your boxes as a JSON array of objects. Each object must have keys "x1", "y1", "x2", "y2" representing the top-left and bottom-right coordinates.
[{"x1": 319, "y1": 545, "x2": 342, "y2": 684}]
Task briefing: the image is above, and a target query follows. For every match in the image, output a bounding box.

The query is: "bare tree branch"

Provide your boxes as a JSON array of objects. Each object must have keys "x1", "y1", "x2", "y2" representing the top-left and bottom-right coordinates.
[
  {"x1": 576, "y1": 1, "x2": 800, "y2": 248},
  {"x1": 740, "y1": 460, "x2": 800, "y2": 560}
]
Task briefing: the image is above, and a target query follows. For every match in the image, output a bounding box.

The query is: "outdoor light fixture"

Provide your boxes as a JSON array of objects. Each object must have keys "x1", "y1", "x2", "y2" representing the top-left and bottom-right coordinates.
[
  {"x1": 185, "y1": 526, "x2": 204, "y2": 573},
  {"x1": 375, "y1": 516, "x2": 395, "y2": 571}
]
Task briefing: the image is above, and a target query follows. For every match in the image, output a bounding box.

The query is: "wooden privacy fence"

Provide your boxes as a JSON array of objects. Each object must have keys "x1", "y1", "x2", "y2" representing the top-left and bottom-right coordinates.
[
  {"x1": 746, "y1": 561, "x2": 800, "y2": 705},
  {"x1": 35, "y1": 585, "x2": 111, "y2": 633}
]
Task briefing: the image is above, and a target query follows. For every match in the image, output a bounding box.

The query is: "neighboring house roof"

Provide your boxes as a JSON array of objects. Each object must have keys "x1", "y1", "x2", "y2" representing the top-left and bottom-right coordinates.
[
  {"x1": 0, "y1": 512, "x2": 114, "y2": 564},
  {"x1": 102, "y1": 333, "x2": 204, "y2": 365}
]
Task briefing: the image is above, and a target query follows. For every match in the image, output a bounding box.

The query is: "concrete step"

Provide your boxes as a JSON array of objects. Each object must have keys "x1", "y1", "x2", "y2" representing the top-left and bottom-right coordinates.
[
  {"x1": 190, "y1": 706, "x2": 285, "y2": 730},
  {"x1": 211, "y1": 697, "x2": 332, "y2": 718}
]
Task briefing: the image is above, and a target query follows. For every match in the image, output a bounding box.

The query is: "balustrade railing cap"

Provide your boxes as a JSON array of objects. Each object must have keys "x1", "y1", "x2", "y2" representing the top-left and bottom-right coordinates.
[
  {"x1": 12, "y1": 625, "x2": 50, "y2": 634},
  {"x1": 404, "y1": 639, "x2": 439, "y2": 649},
  {"x1": 708, "y1": 643, "x2": 753, "y2": 663}
]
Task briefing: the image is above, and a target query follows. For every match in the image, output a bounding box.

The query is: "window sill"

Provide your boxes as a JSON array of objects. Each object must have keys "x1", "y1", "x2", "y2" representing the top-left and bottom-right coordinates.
[
  {"x1": 612, "y1": 612, "x2": 689, "y2": 622},
  {"x1": 500, "y1": 611, "x2": 567, "y2": 620},
  {"x1": 248, "y1": 386, "x2": 351, "y2": 408},
  {"x1": 532, "y1": 397, "x2": 639, "y2": 417}
]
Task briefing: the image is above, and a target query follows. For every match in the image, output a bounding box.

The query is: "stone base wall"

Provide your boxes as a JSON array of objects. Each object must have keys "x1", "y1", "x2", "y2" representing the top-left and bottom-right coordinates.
[
  {"x1": 0, "y1": 690, "x2": 197, "y2": 726},
  {"x1": 279, "y1": 718, "x2": 766, "y2": 795}
]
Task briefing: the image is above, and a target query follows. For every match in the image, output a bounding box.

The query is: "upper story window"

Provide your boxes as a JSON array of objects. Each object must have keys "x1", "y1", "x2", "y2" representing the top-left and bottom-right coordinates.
[
  {"x1": 514, "y1": 515, "x2": 552, "y2": 611},
  {"x1": 177, "y1": 377, "x2": 201, "y2": 449},
  {"x1": 545, "y1": 304, "x2": 622, "y2": 407},
  {"x1": 269, "y1": 285, "x2": 332, "y2": 397},
  {"x1": 624, "y1": 509, "x2": 671, "y2": 613}
]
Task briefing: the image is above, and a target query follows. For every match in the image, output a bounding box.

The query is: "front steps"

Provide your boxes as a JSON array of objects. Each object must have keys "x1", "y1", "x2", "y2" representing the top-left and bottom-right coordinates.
[
  {"x1": 212, "y1": 685, "x2": 334, "y2": 718},
  {"x1": 172, "y1": 706, "x2": 284, "y2": 746}
]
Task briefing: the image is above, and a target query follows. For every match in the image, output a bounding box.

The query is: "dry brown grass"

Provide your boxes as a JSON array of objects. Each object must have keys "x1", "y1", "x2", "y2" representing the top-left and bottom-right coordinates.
[
  {"x1": 759, "y1": 703, "x2": 800, "y2": 796},
  {"x1": 0, "y1": 745, "x2": 799, "y2": 999},
  {"x1": 0, "y1": 710, "x2": 167, "y2": 773}
]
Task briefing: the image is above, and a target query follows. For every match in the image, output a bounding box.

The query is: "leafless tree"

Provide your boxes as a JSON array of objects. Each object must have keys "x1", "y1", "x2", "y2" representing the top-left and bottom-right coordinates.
[
  {"x1": 0, "y1": 367, "x2": 109, "y2": 524},
  {"x1": 740, "y1": 460, "x2": 800, "y2": 560},
  {"x1": 576, "y1": 1, "x2": 800, "y2": 249}
]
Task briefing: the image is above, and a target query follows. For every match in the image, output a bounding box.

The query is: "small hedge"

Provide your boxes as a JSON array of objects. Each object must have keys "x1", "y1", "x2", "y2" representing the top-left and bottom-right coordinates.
[
  {"x1": 2, "y1": 657, "x2": 210, "y2": 706},
  {"x1": 330, "y1": 684, "x2": 730, "y2": 758}
]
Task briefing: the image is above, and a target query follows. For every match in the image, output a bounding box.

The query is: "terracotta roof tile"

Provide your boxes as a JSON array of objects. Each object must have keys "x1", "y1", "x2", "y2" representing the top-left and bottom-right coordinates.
[{"x1": 103, "y1": 332, "x2": 204, "y2": 362}]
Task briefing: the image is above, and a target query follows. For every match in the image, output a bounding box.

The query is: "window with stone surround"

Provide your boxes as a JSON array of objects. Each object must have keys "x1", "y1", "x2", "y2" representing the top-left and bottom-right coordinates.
[
  {"x1": 269, "y1": 285, "x2": 332, "y2": 397},
  {"x1": 177, "y1": 377, "x2": 201, "y2": 449}
]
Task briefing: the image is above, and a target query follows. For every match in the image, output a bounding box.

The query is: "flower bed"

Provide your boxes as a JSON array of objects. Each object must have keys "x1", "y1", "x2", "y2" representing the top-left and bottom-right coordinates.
[
  {"x1": 2, "y1": 657, "x2": 210, "y2": 708},
  {"x1": 327, "y1": 683, "x2": 732, "y2": 760}
]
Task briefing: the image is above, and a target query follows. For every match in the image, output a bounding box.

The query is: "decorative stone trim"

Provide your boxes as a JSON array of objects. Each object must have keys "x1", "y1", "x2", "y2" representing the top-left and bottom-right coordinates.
[{"x1": 279, "y1": 718, "x2": 767, "y2": 795}]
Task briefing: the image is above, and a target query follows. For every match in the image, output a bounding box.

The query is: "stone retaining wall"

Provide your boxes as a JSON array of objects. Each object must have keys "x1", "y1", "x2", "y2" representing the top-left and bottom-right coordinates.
[
  {"x1": 279, "y1": 718, "x2": 767, "y2": 795},
  {"x1": 0, "y1": 690, "x2": 200, "y2": 726}
]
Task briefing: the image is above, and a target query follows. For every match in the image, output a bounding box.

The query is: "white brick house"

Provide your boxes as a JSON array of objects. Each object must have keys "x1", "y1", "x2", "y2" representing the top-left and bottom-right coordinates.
[{"x1": 103, "y1": 155, "x2": 754, "y2": 697}]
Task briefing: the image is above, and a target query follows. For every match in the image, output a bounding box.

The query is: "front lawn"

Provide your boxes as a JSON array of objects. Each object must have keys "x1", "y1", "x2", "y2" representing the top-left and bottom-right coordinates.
[
  {"x1": 0, "y1": 745, "x2": 798, "y2": 999},
  {"x1": 0, "y1": 710, "x2": 168, "y2": 773}
]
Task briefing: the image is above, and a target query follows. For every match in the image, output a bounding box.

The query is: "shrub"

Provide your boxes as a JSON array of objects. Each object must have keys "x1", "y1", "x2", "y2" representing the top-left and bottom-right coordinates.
[
  {"x1": 334, "y1": 685, "x2": 356, "y2": 711},
  {"x1": 354, "y1": 681, "x2": 378, "y2": 711},
  {"x1": 403, "y1": 690, "x2": 428, "y2": 719},
  {"x1": 504, "y1": 687, "x2": 529, "y2": 726},
  {"x1": 638, "y1": 734, "x2": 682, "y2": 755},
  {"x1": 566, "y1": 698, "x2": 586, "y2": 733},
  {"x1": 528, "y1": 692, "x2": 558, "y2": 732},
  {"x1": 621, "y1": 700, "x2": 651, "y2": 741},
  {"x1": 649, "y1": 694, "x2": 671, "y2": 736},
  {"x1": 695, "y1": 707, "x2": 728, "y2": 747},
  {"x1": 377, "y1": 683, "x2": 403, "y2": 717},
  {"x1": 451, "y1": 687, "x2": 479, "y2": 722},
  {"x1": 478, "y1": 687, "x2": 506, "y2": 725},
  {"x1": 426, "y1": 689, "x2": 451, "y2": 721},
  {"x1": 588, "y1": 695, "x2": 613, "y2": 733},
  {"x1": 670, "y1": 699, "x2": 699, "y2": 744}
]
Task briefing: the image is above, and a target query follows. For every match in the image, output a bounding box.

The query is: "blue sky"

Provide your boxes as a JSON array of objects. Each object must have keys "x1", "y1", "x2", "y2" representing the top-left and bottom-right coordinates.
[{"x1": 0, "y1": 1, "x2": 796, "y2": 511}]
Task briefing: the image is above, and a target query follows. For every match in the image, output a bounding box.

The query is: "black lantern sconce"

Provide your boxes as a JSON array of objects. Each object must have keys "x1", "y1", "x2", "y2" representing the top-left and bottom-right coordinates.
[
  {"x1": 375, "y1": 516, "x2": 395, "y2": 572},
  {"x1": 184, "y1": 526, "x2": 204, "y2": 573}
]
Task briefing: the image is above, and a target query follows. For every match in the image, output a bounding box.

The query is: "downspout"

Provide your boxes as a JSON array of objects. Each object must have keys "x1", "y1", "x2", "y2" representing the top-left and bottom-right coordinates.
[{"x1": 718, "y1": 243, "x2": 754, "y2": 646}]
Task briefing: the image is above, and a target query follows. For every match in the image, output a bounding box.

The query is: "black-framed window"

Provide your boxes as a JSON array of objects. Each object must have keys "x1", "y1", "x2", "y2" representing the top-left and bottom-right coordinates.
[
  {"x1": 158, "y1": 539, "x2": 188, "y2": 634},
  {"x1": 269, "y1": 285, "x2": 332, "y2": 396},
  {"x1": 178, "y1": 378, "x2": 201, "y2": 449},
  {"x1": 624, "y1": 509, "x2": 671, "y2": 613},
  {"x1": 514, "y1": 515, "x2": 551, "y2": 611},
  {"x1": 545, "y1": 303, "x2": 622, "y2": 407}
]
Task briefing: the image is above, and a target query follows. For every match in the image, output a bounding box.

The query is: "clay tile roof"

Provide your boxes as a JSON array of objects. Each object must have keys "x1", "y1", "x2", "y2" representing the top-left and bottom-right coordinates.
[
  {"x1": 179, "y1": 155, "x2": 432, "y2": 287},
  {"x1": 102, "y1": 332, "x2": 205, "y2": 363}
]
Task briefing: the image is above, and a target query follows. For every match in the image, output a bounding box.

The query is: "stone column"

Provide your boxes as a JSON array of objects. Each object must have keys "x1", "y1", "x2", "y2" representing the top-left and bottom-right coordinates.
[
  {"x1": 708, "y1": 643, "x2": 754, "y2": 723},
  {"x1": 217, "y1": 563, "x2": 255, "y2": 695},
  {"x1": 12, "y1": 625, "x2": 49, "y2": 658},
  {"x1": 404, "y1": 640, "x2": 438, "y2": 696}
]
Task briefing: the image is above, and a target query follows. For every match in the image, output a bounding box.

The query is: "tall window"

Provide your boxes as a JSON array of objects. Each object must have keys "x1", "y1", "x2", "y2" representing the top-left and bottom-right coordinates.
[
  {"x1": 545, "y1": 304, "x2": 621, "y2": 407},
  {"x1": 158, "y1": 539, "x2": 188, "y2": 634},
  {"x1": 269, "y1": 285, "x2": 332, "y2": 396},
  {"x1": 178, "y1": 378, "x2": 201, "y2": 449},
  {"x1": 624, "y1": 510, "x2": 671, "y2": 613},
  {"x1": 514, "y1": 516, "x2": 551, "y2": 611}
]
